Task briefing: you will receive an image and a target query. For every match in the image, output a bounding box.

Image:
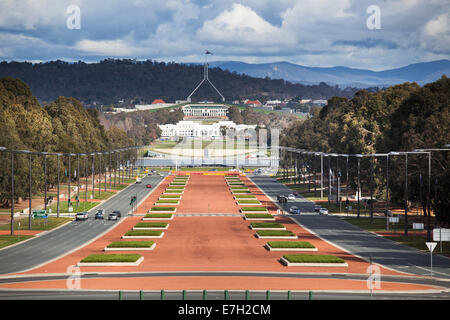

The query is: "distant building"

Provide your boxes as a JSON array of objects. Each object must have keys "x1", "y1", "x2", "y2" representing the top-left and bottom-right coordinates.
[
  {"x1": 300, "y1": 99, "x2": 312, "y2": 104},
  {"x1": 312, "y1": 99, "x2": 328, "y2": 106},
  {"x1": 245, "y1": 100, "x2": 262, "y2": 107},
  {"x1": 181, "y1": 104, "x2": 228, "y2": 120},
  {"x1": 152, "y1": 99, "x2": 166, "y2": 104},
  {"x1": 159, "y1": 120, "x2": 257, "y2": 138}
]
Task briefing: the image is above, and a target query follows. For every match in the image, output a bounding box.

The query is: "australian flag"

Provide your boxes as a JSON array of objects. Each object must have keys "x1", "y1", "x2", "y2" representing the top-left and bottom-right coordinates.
[{"x1": 205, "y1": 50, "x2": 213, "y2": 55}]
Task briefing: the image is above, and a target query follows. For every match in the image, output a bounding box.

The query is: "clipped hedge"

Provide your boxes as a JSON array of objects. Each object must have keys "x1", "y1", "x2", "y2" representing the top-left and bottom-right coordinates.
[
  {"x1": 267, "y1": 241, "x2": 315, "y2": 248},
  {"x1": 107, "y1": 241, "x2": 154, "y2": 248},
  {"x1": 283, "y1": 254, "x2": 345, "y2": 264},
  {"x1": 150, "y1": 207, "x2": 176, "y2": 211},
  {"x1": 144, "y1": 214, "x2": 173, "y2": 218},
  {"x1": 124, "y1": 230, "x2": 163, "y2": 237},
  {"x1": 251, "y1": 222, "x2": 285, "y2": 229},
  {"x1": 80, "y1": 254, "x2": 141, "y2": 263},
  {"x1": 256, "y1": 230, "x2": 296, "y2": 237},
  {"x1": 241, "y1": 207, "x2": 268, "y2": 212},
  {"x1": 134, "y1": 222, "x2": 168, "y2": 228}
]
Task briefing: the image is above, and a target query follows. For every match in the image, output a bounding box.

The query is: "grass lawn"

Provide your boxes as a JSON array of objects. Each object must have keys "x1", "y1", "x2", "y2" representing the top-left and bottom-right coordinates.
[
  {"x1": 80, "y1": 254, "x2": 141, "y2": 263},
  {"x1": 94, "y1": 183, "x2": 128, "y2": 190},
  {"x1": 256, "y1": 230, "x2": 296, "y2": 237},
  {"x1": 164, "y1": 190, "x2": 183, "y2": 194},
  {"x1": 343, "y1": 217, "x2": 417, "y2": 232},
  {"x1": 155, "y1": 200, "x2": 179, "y2": 204},
  {"x1": 385, "y1": 235, "x2": 449, "y2": 256},
  {"x1": 0, "y1": 217, "x2": 72, "y2": 231},
  {"x1": 244, "y1": 213, "x2": 273, "y2": 218},
  {"x1": 48, "y1": 201, "x2": 99, "y2": 213},
  {"x1": 107, "y1": 241, "x2": 154, "y2": 248},
  {"x1": 237, "y1": 200, "x2": 261, "y2": 204},
  {"x1": 144, "y1": 214, "x2": 173, "y2": 218},
  {"x1": 134, "y1": 222, "x2": 168, "y2": 228},
  {"x1": 267, "y1": 241, "x2": 315, "y2": 248},
  {"x1": 251, "y1": 222, "x2": 285, "y2": 229},
  {"x1": 166, "y1": 186, "x2": 185, "y2": 190},
  {"x1": 241, "y1": 207, "x2": 268, "y2": 212},
  {"x1": 77, "y1": 190, "x2": 116, "y2": 200},
  {"x1": 124, "y1": 230, "x2": 163, "y2": 236},
  {"x1": 234, "y1": 195, "x2": 257, "y2": 199},
  {"x1": 0, "y1": 235, "x2": 34, "y2": 249},
  {"x1": 159, "y1": 195, "x2": 181, "y2": 199},
  {"x1": 283, "y1": 254, "x2": 345, "y2": 264},
  {"x1": 150, "y1": 206, "x2": 176, "y2": 211}
]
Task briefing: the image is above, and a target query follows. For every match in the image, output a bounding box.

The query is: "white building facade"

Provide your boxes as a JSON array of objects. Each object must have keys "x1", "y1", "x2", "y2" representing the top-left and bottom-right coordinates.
[{"x1": 159, "y1": 121, "x2": 257, "y2": 138}]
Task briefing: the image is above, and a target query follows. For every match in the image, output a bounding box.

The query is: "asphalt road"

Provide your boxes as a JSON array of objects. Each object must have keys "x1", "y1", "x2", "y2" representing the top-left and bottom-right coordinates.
[
  {"x1": 249, "y1": 175, "x2": 450, "y2": 279},
  {"x1": 0, "y1": 175, "x2": 164, "y2": 275}
]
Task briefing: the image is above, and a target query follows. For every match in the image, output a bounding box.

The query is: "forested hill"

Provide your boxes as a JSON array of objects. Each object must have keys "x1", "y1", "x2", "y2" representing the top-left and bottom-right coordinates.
[{"x1": 0, "y1": 59, "x2": 359, "y2": 106}]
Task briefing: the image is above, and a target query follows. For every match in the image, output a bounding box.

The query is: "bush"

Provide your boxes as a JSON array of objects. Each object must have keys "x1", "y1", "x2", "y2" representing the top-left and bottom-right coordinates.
[{"x1": 283, "y1": 254, "x2": 345, "y2": 264}]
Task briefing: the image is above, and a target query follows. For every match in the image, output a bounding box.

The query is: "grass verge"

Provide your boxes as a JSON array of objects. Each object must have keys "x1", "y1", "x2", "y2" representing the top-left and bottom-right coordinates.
[
  {"x1": 267, "y1": 241, "x2": 315, "y2": 248},
  {"x1": 283, "y1": 254, "x2": 345, "y2": 264},
  {"x1": 80, "y1": 254, "x2": 141, "y2": 263},
  {"x1": 107, "y1": 241, "x2": 154, "y2": 248}
]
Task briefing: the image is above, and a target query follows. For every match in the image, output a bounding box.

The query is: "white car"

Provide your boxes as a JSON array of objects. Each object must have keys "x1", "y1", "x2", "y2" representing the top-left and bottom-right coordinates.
[
  {"x1": 289, "y1": 206, "x2": 301, "y2": 214},
  {"x1": 287, "y1": 194, "x2": 295, "y2": 200},
  {"x1": 319, "y1": 208, "x2": 329, "y2": 215}
]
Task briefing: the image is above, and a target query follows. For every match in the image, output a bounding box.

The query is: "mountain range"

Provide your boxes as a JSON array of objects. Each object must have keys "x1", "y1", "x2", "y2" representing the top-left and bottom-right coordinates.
[{"x1": 205, "y1": 59, "x2": 450, "y2": 88}]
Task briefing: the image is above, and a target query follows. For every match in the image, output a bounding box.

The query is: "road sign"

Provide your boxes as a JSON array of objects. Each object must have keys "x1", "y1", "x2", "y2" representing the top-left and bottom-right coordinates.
[
  {"x1": 32, "y1": 210, "x2": 48, "y2": 219},
  {"x1": 433, "y1": 228, "x2": 450, "y2": 241},
  {"x1": 389, "y1": 217, "x2": 399, "y2": 223},
  {"x1": 413, "y1": 223, "x2": 424, "y2": 230},
  {"x1": 426, "y1": 242, "x2": 437, "y2": 252}
]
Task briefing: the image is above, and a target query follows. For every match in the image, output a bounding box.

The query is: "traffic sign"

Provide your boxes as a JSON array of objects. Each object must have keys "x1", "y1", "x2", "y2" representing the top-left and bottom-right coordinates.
[
  {"x1": 32, "y1": 210, "x2": 48, "y2": 219},
  {"x1": 413, "y1": 223, "x2": 424, "y2": 230},
  {"x1": 426, "y1": 242, "x2": 437, "y2": 252},
  {"x1": 433, "y1": 228, "x2": 450, "y2": 241}
]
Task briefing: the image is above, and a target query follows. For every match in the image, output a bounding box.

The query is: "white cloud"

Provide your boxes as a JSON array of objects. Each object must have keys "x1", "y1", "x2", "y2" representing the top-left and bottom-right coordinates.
[{"x1": 197, "y1": 3, "x2": 294, "y2": 46}]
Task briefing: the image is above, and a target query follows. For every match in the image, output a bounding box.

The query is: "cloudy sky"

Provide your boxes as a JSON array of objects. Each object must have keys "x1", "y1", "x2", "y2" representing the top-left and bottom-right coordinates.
[{"x1": 0, "y1": 0, "x2": 449, "y2": 70}]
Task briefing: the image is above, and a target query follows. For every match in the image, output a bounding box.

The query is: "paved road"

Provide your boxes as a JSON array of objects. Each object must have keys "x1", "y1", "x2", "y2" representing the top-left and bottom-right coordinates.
[
  {"x1": 0, "y1": 271, "x2": 449, "y2": 300},
  {"x1": 249, "y1": 175, "x2": 450, "y2": 279},
  {"x1": 0, "y1": 175, "x2": 164, "y2": 275}
]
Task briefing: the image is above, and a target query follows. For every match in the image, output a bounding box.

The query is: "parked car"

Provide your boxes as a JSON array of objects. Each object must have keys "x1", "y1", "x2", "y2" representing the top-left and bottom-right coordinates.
[
  {"x1": 292, "y1": 191, "x2": 298, "y2": 197},
  {"x1": 314, "y1": 205, "x2": 322, "y2": 213},
  {"x1": 146, "y1": 184, "x2": 152, "y2": 188},
  {"x1": 289, "y1": 206, "x2": 301, "y2": 214},
  {"x1": 108, "y1": 212, "x2": 118, "y2": 221},
  {"x1": 75, "y1": 212, "x2": 89, "y2": 221},
  {"x1": 319, "y1": 208, "x2": 329, "y2": 215},
  {"x1": 287, "y1": 194, "x2": 295, "y2": 200},
  {"x1": 277, "y1": 195, "x2": 287, "y2": 204},
  {"x1": 94, "y1": 209, "x2": 105, "y2": 220},
  {"x1": 135, "y1": 179, "x2": 142, "y2": 184}
]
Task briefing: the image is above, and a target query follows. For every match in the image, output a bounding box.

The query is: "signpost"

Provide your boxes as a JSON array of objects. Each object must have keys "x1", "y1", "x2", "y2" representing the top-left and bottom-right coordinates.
[
  {"x1": 433, "y1": 228, "x2": 450, "y2": 253},
  {"x1": 425, "y1": 242, "x2": 437, "y2": 276}
]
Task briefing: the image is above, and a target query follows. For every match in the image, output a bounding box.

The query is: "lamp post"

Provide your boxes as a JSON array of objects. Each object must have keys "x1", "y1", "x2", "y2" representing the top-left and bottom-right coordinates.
[{"x1": 356, "y1": 154, "x2": 362, "y2": 219}]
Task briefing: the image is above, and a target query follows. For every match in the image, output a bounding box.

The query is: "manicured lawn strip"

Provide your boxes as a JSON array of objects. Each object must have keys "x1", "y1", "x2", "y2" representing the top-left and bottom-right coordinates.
[
  {"x1": 267, "y1": 241, "x2": 315, "y2": 248},
  {"x1": 232, "y1": 190, "x2": 252, "y2": 194},
  {"x1": 134, "y1": 222, "x2": 168, "y2": 228},
  {"x1": 237, "y1": 200, "x2": 261, "y2": 204},
  {"x1": 0, "y1": 217, "x2": 72, "y2": 231},
  {"x1": 241, "y1": 207, "x2": 268, "y2": 212},
  {"x1": 0, "y1": 235, "x2": 34, "y2": 249},
  {"x1": 107, "y1": 241, "x2": 154, "y2": 248},
  {"x1": 159, "y1": 195, "x2": 181, "y2": 199},
  {"x1": 234, "y1": 195, "x2": 257, "y2": 199},
  {"x1": 80, "y1": 254, "x2": 141, "y2": 263},
  {"x1": 144, "y1": 214, "x2": 173, "y2": 218},
  {"x1": 251, "y1": 222, "x2": 285, "y2": 229},
  {"x1": 164, "y1": 190, "x2": 183, "y2": 193},
  {"x1": 155, "y1": 200, "x2": 179, "y2": 204},
  {"x1": 283, "y1": 254, "x2": 345, "y2": 264},
  {"x1": 150, "y1": 206, "x2": 176, "y2": 211},
  {"x1": 256, "y1": 230, "x2": 296, "y2": 237},
  {"x1": 229, "y1": 186, "x2": 249, "y2": 189},
  {"x1": 166, "y1": 187, "x2": 185, "y2": 190},
  {"x1": 125, "y1": 230, "x2": 163, "y2": 236},
  {"x1": 170, "y1": 182, "x2": 187, "y2": 185},
  {"x1": 244, "y1": 213, "x2": 273, "y2": 218}
]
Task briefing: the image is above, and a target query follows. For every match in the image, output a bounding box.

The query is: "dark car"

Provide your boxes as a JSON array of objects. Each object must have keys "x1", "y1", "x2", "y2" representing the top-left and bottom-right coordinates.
[
  {"x1": 108, "y1": 212, "x2": 118, "y2": 221},
  {"x1": 95, "y1": 209, "x2": 105, "y2": 220},
  {"x1": 75, "y1": 212, "x2": 89, "y2": 221},
  {"x1": 112, "y1": 210, "x2": 122, "y2": 218}
]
